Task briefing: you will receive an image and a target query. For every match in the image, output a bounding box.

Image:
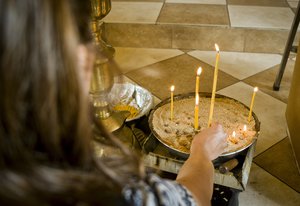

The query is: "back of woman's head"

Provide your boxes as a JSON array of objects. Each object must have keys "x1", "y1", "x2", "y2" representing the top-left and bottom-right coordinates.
[
  {"x1": 0, "y1": 0, "x2": 93, "y2": 169},
  {"x1": 0, "y1": 1, "x2": 144, "y2": 204}
]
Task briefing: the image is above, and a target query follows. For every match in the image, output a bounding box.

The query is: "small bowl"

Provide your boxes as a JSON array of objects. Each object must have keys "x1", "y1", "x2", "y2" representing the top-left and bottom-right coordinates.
[{"x1": 109, "y1": 83, "x2": 153, "y2": 121}]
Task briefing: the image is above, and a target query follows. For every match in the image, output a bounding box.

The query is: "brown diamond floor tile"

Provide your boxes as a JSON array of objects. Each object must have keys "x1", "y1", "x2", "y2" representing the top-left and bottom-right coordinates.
[
  {"x1": 157, "y1": 3, "x2": 229, "y2": 26},
  {"x1": 125, "y1": 54, "x2": 238, "y2": 99},
  {"x1": 239, "y1": 163, "x2": 300, "y2": 205},
  {"x1": 227, "y1": 0, "x2": 288, "y2": 7},
  {"x1": 243, "y1": 57, "x2": 295, "y2": 103},
  {"x1": 254, "y1": 138, "x2": 300, "y2": 193}
]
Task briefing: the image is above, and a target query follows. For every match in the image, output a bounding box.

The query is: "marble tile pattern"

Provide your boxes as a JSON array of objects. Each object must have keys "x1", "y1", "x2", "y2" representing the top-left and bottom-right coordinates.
[
  {"x1": 254, "y1": 138, "x2": 300, "y2": 193},
  {"x1": 105, "y1": 23, "x2": 173, "y2": 48},
  {"x1": 172, "y1": 26, "x2": 245, "y2": 51},
  {"x1": 103, "y1": 2, "x2": 163, "y2": 24},
  {"x1": 157, "y1": 4, "x2": 229, "y2": 26},
  {"x1": 227, "y1": 0, "x2": 289, "y2": 7},
  {"x1": 239, "y1": 164, "x2": 300, "y2": 206},
  {"x1": 243, "y1": 29, "x2": 289, "y2": 53},
  {"x1": 288, "y1": 1, "x2": 299, "y2": 8},
  {"x1": 102, "y1": 0, "x2": 300, "y2": 53},
  {"x1": 100, "y1": 0, "x2": 300, "y2": 204},
  {"x1": 114, "y1": 47, "x2": 184, "y2": 74},
  {"x1": 244, "y1": 58, "x2": 295, "y2": 103},
  {"x1": 188, "y1": 51, "x2": 282, "y2": 80},
  {"x1": 228, "y1": 5, "x2": 295, "y2": 29},
  {"x1": 126, "y1": 54, "x2": 238, "y2": 99}
]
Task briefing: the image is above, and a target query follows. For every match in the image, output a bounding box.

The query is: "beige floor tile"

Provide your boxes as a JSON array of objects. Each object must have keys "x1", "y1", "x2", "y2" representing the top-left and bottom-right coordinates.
[
  {"x1": 114, "y1": 47, "x2": 184, "y2": 74},
  {"x1": 254, "y1": 138, "x2": 300, "y2": 193},
  {"x1": 173, "y1": 26, "x2": 245, "y2": 51},
  {"x1": 103, "y1": 2, "x2": 163, "y2": 23},
  {"x1": 239, "y1": 163, "x2": 300, "y2": 206},
  {"x1": 157, "y1": 4, "x2": 229, "y2": 26},
  {"x1": 288, "y1": 1, "x2": 299, "y2": 8},
  {"x1": 218, "y1": 82, "x2": 287, "y2": 156},
  {"x1": 188, "y1": 51, "x2": 282, "y2": 80},
  {"x1": 228, "y1": 5, "x2": 295, "y2": 29},
  {"x1": 126, "y1": 54, "x2": 238, "y2": 99},
  {"x1": 244, "y1": 29, "x2": 289, "y2": 53},
  {"x1": 166, "y1": 0, "x2": 226, "y2": 5},
  {"x1": 105, "y1": 23, "x2": 173, "y2": 48},
  {"x1": 244, "y1": 57, "x2": 295, "y2": 103},
  {"x1": 228, "y1": 0, "x2": 288, "y2": 7}
]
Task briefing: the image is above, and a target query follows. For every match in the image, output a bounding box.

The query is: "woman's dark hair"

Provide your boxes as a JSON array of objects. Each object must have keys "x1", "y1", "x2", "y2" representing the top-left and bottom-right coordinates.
[
  {"x1": 0, "y1": 0, "x2": 91, "y2": 169},
  {"x1": 0, "y1": 0, "x2": 142, "y2": 204},
  {"x1": 70, "y1": 0, "x2": 94, "y2": 43}
]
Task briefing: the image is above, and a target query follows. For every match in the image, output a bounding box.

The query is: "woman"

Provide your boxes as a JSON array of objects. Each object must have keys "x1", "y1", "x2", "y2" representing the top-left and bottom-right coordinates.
[{"x1": 0, "y1": 0, "x2": 227, "y2": 205}]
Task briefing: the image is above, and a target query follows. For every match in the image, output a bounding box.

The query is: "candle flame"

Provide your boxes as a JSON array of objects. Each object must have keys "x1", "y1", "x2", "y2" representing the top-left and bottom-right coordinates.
[
  {"x1": 197, "y1": 67, "x2": 202, "y2": 76},
  {"x1": 170, "y1": 85, "x2": 175, "y2": 92},
  {"x1": 243, "y1": 125, "x2": 247, "y2": 132},
  {"x1": 195, "y1": 94, "x2": 199, "y2": 105},
  {"x1": 232, "y1": 131, "x2": 236, "y2": 137},
  {"x1": 215, "y1": 44, "x2": 220, "y2": 52},
  {"x1": 254, "y1": 87, "x2": 258, "y2": 92}
]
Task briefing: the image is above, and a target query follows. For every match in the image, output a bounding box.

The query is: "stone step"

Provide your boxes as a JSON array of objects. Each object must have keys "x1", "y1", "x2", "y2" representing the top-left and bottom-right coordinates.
[{"x1": 103, "y1": 22, "x2": 299, "y2": 54}]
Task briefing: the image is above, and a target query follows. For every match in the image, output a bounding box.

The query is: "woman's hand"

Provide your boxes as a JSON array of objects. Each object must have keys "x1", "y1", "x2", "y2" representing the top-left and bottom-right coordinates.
[
  {"x1": 176, "y1": 124, "x2": 227, "y2": 205},
  {"x1": 190, "y1": 123, "x2": 228, "y2": 161}
]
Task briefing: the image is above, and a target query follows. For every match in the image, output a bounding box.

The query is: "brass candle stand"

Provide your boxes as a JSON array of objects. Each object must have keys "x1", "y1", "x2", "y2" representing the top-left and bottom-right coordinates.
[{"x1": 90, "y1": 0, "x2": 127, "y2": 132}]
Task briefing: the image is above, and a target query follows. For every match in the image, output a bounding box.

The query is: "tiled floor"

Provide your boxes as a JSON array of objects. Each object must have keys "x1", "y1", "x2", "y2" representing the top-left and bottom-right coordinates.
[{"x1": 102, "y1": 0, "x2": 300, "y2": 205}]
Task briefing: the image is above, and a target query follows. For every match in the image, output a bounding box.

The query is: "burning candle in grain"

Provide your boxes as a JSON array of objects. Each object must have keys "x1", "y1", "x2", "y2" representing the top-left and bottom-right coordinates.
[
  {"x1": 170, "y1": 85, "x2": 175, "y2": 121},
  {"x1": 248, "y1": 87, "x2": 258, "y2": 122},
  {"x1": 243, "y1": 124, "x2": 247, "y2": 132},
  {"x1": 208, "y1": 44, "x2": 220, "y2": 127},
  {"x1": 195, "y1": 67, "x2": 202, "y2": 95},
  {"x1": 242, "y1": 124, "x2": 247, "y2": 136},
  {"x1": 194, "y1": 94, "x2": 199, "y2": 130},
  {"x1": 232, "y1": 131, "x2": 236, "y2": 137}
]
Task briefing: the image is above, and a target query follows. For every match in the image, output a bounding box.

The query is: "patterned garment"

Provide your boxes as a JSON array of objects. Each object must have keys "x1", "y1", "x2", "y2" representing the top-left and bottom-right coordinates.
[{"x1": 123, "y1": 173, "x2": 197, "y2": 206}]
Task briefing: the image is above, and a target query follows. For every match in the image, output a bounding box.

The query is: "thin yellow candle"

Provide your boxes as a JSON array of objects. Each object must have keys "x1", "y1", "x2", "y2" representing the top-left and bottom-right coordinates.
[
  {"x1": 194, "y1": 94, "x2": 199, "y2": 130},
  {"x1": 195, "y1": 67, "x2": 202, "y2": 95},
  {"x1": 208, "y1": 44, "x2": 220, "y2": 127},
  {"x1": 232, "y1": 131, "x2": 236, "y2": 138},
  {"x1": 248, "y1": 87, "x2": 258, "y2": 122},
  {"x1": 242, "y1": 124, "x2": 247, "y2": 137},
  {"x1": 243, "y1": 124, "x2": 247, "y2": 132},
  {"x1": 170, "y1": 85, "x2": 175, "y2": 120}
]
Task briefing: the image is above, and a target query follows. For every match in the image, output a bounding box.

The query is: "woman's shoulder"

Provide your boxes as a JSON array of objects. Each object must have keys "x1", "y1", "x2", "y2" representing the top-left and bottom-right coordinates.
[{"x1": 123, "y1": 173, "x2": 197, "y2": 206}]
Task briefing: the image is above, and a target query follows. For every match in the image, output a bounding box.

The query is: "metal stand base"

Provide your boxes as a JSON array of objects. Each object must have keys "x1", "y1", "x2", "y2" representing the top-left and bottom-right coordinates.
[{"x1": 273, "y1": 2, "x2": 300, "y2": 91}]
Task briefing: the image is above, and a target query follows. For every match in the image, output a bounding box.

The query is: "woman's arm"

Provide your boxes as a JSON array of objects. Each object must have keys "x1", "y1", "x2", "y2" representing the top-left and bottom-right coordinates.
[{"x1": 176, "y1": 124, "x2": 227, "y2": 205}]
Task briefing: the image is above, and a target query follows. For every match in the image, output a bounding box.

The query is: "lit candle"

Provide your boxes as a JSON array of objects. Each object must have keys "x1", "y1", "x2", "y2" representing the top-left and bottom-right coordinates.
[
  {"x1": 243, "y1": 124, "x2": 247, "y2": 132},
  {"x1": 208, "y1": 44, "x2": 220, "y2": 127},
  {"x1": 248, "y1": 87, "x2": 258, "y2": 122},
  {"x1": 194, "y1": 94, "x2": 199, "y2": 130},
  {"x1": 170, "y1": 85, "x2": 175, "y2": 120},
  {"x1": 242, "y1": 124, "x2": 247, "y2": 137},
  {"x1": 195, "y1": 67, "x2": 202, "y2": 95},
  {"x1": 232, "y1": 131, "x2": 236, "y2": 137}
]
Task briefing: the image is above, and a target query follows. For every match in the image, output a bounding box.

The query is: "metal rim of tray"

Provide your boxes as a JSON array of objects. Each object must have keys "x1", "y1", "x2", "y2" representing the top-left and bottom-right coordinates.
[{"x1": 148, "y1": 92, "x2": 261, "y2": 160}]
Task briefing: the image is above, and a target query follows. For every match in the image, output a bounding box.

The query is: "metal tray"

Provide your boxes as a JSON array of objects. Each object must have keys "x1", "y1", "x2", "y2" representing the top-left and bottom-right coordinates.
[{"x1": 148, "y1": 92, "x2": 260, "y2": 162}]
